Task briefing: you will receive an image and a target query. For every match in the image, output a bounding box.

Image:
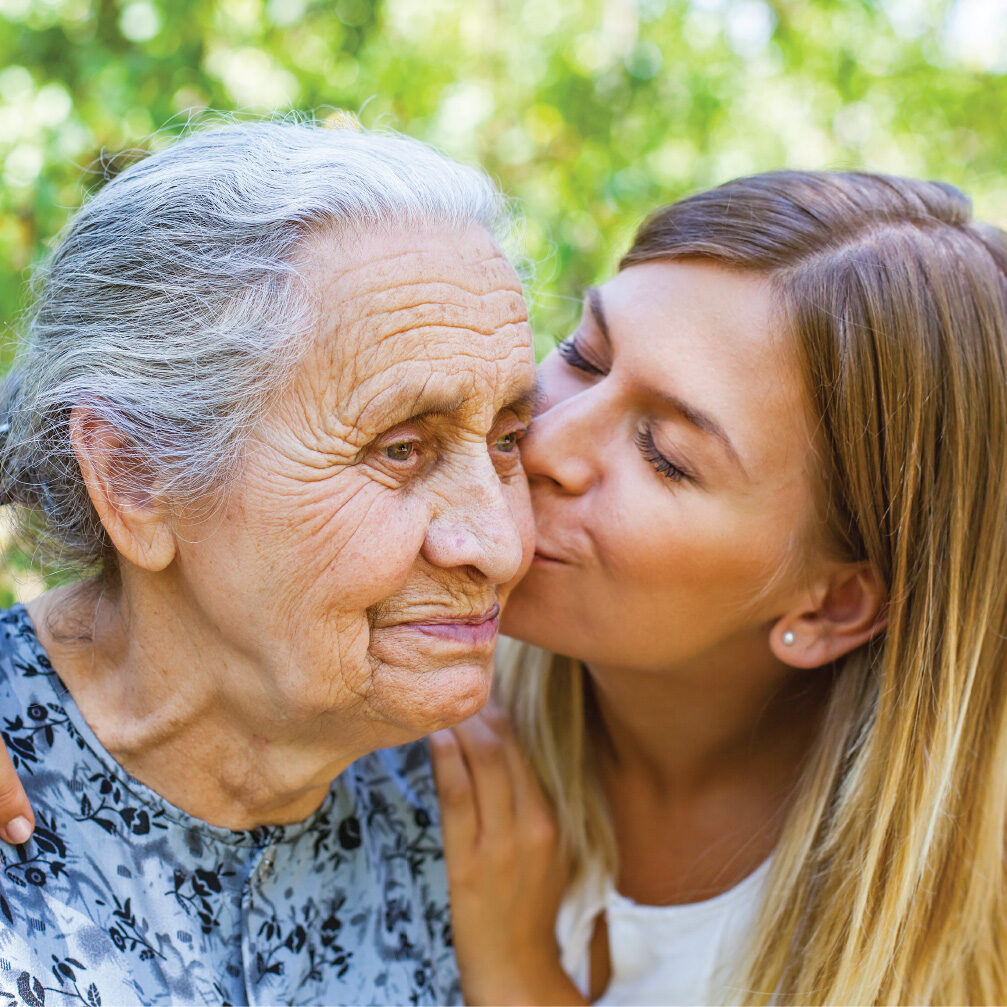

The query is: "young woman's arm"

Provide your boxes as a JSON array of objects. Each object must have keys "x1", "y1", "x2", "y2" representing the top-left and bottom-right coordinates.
[
  {"x1": 431, "y1": 709, "x2": 588, "y2": 1006},
  {"x1": 0, "y1": 740, "x2": 33, "y2": 844}
]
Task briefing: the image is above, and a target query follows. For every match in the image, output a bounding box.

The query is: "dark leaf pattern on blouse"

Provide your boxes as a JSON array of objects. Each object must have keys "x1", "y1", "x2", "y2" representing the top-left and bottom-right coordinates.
[
  {"x1": 0, "y1": 957, "x2": 103, "y2": 1007},
  {"x1": 74, "y1": 773, "x2": 169, "y2": 838}
]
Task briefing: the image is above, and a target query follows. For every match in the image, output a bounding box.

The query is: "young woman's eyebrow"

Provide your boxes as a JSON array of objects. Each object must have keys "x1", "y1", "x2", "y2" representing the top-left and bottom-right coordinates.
[
  {"x1": 653, "y1": 387, "x2": 748, "y2": 478},
  {"x1": 585, "y1": 287, "x2": 612, "y2": 345},
  {"x1": 587, "y1": 285, "x2": 747, "y2": 477}
]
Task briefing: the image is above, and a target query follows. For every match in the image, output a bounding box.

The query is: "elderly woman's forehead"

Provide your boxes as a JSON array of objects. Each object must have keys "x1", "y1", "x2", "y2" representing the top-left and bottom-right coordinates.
[
  {"x1": 287, "y1": 226, "x2": 533, "y2": 438},
  {"x1": 343, "y1": 340, "x2": 533, "y2": 421},
  {"x1": 299, "y1": 225, "x2": 530, "y2": 389},
  {"x1": 317, "y1": 318, "x2": 533, "y2": 434},
  {"x1": 305, "y1": 222, "x2": 521, "y2": 299},
  {"x1": 307, "y1": 227, "x2": 524, "y2": 339}
]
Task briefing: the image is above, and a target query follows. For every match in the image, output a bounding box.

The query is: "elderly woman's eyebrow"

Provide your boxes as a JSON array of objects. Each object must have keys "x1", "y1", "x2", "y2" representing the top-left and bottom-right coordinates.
[
  {"x1": 504, "y1": 379, "x2": 543, "y2": 422},
  {"x1": 361, "y1": 376, "x2": 540, "y2": 431},
  {"x1": 353, "y1": 387, "x2": 465, "y2": 430},
  {"x1": 408, "y1": 380, "x2": 541, "y2": 424},
  {"x1": 404, "y1": 391, "x2": 468, "y2": 419}
]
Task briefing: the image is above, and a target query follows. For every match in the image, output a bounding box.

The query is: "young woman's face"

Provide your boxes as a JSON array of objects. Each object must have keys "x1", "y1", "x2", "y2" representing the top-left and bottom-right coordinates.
[{"x1": 501, "y1": 258, "x2": 819, "y2": 674}]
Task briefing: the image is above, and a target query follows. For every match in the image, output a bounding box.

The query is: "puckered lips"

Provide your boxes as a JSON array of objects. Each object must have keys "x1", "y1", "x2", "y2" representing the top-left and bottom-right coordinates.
[
  {"x1": 531, "y1": 545, "x2": 571, "y2": 566},
  {"x1": 394, "y1": 603, "x2": 501, "y2": 648}
]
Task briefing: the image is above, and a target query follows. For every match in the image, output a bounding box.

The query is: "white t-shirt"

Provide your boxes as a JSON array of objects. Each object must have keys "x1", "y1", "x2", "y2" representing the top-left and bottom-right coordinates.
[{"x1": 556, "y1": 859, "x2": 771, "y2": 1005}]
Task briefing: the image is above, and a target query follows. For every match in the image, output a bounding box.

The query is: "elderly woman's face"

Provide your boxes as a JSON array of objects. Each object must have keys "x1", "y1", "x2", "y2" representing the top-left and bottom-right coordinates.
[{"x1": 175, "y1": 224, "x2": 536, "y2": 743}]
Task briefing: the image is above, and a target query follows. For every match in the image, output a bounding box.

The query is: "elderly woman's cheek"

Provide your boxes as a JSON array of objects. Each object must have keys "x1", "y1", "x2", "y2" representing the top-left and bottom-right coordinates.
[
  {"x1": 499, "y1": 473, "x2": 536, "y2": 601},
  {"x1": 300, "y1": 482, "x2": 432, "y2": 611}
]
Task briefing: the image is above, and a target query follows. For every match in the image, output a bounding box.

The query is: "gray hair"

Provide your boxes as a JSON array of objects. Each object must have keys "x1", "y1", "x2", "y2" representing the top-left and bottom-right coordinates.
[{"x1": 0, "y1": 116, "x2": 509, "y2": 573}]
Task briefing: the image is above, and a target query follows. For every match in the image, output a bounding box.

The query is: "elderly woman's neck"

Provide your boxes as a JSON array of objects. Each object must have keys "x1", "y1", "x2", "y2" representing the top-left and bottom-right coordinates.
[{"x1": 26, "y1": 578, "x2": 367, "y2": 830}]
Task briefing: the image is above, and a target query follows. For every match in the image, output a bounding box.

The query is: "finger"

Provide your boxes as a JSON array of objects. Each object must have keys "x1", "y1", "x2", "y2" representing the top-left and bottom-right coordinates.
[
  {"x1": 481, "y1": 705, "x2": 541, "y2": 809},
  {"x1": 480, "y1": 704, "x2": 551, "y2": 813},
  {"x1": 0, "y1": 743, "x2": 34, "y2": 845},
  {"x1": 499, "y1": 725, "x2": 546, "y2": 812},
  {"x1": 479, "y1": 706, "x2": 565, "y2": 865},
  {"x1": 430, "y1": 729, "x2": 478, "y2": 859},
  {"x1": 449, "y1": 713, "x2": 517, "y2": 843}
]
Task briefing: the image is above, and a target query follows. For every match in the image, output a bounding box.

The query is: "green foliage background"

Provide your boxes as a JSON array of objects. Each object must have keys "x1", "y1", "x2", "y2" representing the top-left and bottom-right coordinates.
[{"x1": 1, "y1": 0, "x2": 1006, "y2": 602}]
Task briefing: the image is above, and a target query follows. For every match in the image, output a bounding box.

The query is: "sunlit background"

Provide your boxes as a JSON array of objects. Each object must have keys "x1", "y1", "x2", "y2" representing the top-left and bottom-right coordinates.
[{"x1": 1, "y1": 0, "x2": 1006, "y2": 600}]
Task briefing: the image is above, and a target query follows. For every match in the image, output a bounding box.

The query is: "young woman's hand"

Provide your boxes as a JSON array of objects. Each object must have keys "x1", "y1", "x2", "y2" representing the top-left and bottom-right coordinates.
[
  {"x1": 431, "y1": 707, "x2": 587, "y2": 1006},
  {"x1": 0, "y1": 738, "x2": 34, "y2": 844}
]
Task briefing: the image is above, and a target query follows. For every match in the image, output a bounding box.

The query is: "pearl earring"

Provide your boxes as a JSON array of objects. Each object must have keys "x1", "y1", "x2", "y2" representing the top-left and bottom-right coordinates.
[{"x1": 782, "y1": 631, "x2": 795, "y2": 646}]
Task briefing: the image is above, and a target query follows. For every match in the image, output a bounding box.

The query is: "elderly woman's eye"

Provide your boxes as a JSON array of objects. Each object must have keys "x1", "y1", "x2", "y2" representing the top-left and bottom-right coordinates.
[
  {"x1": 495, "y1": 431, "x2": 521, "y2": 453},
  {"x1": 385, "y1": 442, "x2": 415, "y2": 461}
]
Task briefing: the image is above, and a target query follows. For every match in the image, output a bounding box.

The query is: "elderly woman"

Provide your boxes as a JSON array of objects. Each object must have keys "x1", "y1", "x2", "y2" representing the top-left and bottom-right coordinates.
[{"x1": 0, "y1": 120, "x2": 535, "y2": 1005}]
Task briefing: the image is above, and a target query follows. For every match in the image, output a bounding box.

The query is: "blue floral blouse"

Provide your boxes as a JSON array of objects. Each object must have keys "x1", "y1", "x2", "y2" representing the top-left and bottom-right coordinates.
[{"x1": 0, "y1": 605, "x2": 462, "y2": 1006}]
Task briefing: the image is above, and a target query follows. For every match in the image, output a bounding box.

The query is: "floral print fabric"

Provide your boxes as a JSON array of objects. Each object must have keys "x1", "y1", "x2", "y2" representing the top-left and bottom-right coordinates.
[{"x1": 0, "y1": 605, "x2": 461, "y2": 1006}]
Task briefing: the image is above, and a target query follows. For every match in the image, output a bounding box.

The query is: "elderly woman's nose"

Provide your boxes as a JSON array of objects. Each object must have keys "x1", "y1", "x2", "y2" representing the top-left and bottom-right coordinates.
[
  {"x1": 421, "y1": 469, "x2": 526, "y2": 583},
  {"x1": 521, "y1": 386, "x2": 603, "y2": 494}
]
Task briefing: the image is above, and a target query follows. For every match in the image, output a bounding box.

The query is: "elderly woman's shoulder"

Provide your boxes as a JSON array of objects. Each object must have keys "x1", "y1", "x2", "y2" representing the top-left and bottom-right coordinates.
[
  {"x1": 0, "y1": 604, "x2": 162, "y2": 1004},
  {"x1": 0, "y1": 607, "x2": 461, "y2": 1006},
  {"x1": 0, "y1": 603, "x2": 64, "y2": 744},
  {"x1": 0, "y1": 604, "x2": 63, "y2": 743},
  {"x1": 0, "y1": 604, "x2": 51, "y2": 664}
]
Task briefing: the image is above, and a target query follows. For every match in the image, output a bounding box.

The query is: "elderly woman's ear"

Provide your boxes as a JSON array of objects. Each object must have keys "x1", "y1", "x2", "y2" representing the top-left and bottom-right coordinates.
[{"x1": 69, "y1": 406, "x2": 176, "y2": 572}]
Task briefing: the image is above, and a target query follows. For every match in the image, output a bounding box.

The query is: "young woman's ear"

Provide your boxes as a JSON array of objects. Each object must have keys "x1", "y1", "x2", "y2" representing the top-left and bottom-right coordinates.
[
  {"x1": 69, "y1": 406, "x2": 176, "y2": 572},
  {"x1": 770, "y1": 562, "x2": 888, "y2": 669}
]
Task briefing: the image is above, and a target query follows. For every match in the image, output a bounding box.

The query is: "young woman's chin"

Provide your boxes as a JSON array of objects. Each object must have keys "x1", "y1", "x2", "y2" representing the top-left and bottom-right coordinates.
[
  {"x1": 500, "y1": 560, "x2": 614, "y2": 660},
  {"x1": 499, "y1": 569, "x2": 568, "y2": 649},
  {"x1": 499, "y1": 570, "x2": 622, "y2": 667}
]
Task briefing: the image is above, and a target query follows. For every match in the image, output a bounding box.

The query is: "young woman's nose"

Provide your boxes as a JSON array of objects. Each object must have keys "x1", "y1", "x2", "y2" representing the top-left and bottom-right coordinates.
[{"x1": 520, "y1": 384, "x2": 606, "y2": 495}]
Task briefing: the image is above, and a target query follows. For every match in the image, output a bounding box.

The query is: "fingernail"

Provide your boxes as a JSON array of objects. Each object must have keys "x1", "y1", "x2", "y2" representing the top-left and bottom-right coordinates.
[{"x1": 4, "y1": 817, "x2": 32, "y2": 845}]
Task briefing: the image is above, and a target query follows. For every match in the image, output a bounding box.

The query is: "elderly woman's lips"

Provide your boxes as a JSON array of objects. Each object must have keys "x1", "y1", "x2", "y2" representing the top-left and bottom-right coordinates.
[
  {"x1": 399, "y1": 604, "x2": 501, "y2": 647},
  {"x1": 413, "y1": 618, "x2": 499, "y2": 646}
]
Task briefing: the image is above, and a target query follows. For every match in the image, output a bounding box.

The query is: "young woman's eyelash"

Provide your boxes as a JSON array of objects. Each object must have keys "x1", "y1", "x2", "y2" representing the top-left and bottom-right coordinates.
[
  {"x1": 635, "y1": 426, "x2": 689, "y2": 483},
  {"x1": 557, "y1": 337, "x2": 606, "y2": 376}
]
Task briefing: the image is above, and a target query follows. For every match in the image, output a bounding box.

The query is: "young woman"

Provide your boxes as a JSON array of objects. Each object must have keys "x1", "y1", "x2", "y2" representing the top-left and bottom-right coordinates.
[
  {"x1": 2, "y1": 171, "x2": 1006, "y2": 1005},
  {"x1": 432, "y1": 172, "x2": 1007, "y2": 1005}
]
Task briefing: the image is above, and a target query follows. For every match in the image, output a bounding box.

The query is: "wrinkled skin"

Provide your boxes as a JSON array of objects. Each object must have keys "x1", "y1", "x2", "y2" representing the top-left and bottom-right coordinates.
[
  {"x1": 27, "y1": 222, "x2": 537, "y2": 828},
  {"x1": 179, "y1": 222, "x2": 538, "y2": 741}
]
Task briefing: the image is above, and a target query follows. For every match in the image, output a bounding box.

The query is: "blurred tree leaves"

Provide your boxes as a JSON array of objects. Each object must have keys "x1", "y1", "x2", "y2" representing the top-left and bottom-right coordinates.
[{"x1": 1, "y1": 0, "x2": 1007, "y2": 601}]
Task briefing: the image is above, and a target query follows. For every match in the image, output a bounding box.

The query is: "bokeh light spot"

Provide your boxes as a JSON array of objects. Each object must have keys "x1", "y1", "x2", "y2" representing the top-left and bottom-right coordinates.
[{"x1": 119, "y1": 0, "x2": 162, "y2": 42}]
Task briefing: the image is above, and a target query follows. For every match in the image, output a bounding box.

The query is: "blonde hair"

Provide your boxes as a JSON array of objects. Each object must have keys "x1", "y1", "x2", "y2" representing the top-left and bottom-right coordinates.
[{"x1": 497, "y1": 172, "x2": 1007, "y2": 1005}]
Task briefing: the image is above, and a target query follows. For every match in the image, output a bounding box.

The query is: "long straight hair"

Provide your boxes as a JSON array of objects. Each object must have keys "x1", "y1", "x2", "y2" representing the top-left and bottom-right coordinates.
[{"x1": 497, "y1": 172, "x2": 1007, "y2": 1004}]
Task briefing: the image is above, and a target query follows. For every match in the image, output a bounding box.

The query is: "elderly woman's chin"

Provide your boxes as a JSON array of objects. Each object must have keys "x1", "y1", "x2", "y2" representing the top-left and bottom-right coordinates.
[{"x1": 365, "y1": 617, "x2": 499, "y2": 737}]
